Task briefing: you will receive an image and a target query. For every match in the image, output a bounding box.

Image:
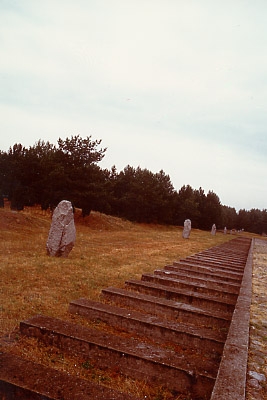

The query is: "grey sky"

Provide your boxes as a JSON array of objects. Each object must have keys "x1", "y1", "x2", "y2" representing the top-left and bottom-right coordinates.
[{"x1": 1, "y1": 1, "x2": 266, "y2": 211}]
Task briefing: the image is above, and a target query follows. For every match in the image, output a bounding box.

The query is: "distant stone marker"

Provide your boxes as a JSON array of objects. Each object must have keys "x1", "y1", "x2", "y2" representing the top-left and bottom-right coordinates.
[
  {"x1": 211, "y1": 224, "x2": 216, "y2": 235},
  {"x1": 46, "y1": 200, "x2": 76, "y2": 257},
  {"x1": 182, "y1": 219, "x2": 191, "y2": 239}
]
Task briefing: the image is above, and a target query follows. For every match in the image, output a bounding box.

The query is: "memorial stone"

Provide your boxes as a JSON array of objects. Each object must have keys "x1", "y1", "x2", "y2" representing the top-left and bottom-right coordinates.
[
  {"x1": 46, "y1": 200, "x2": 76, "y2": 257},
  {"x1": 182, "y1": 219, "x2": 191, "y2": 239},
  {"x1": 211, "y1": 224, "x2": 216, "y2": 235}
]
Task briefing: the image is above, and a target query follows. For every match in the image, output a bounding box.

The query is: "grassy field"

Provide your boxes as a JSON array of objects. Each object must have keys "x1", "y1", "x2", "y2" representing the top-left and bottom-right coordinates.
[
  {"x1": 1, "y1": 205, "x2": 262, "y2": 399},
  {"x1": 0, "y1": 205, "x2": 234, "y2": 337}
]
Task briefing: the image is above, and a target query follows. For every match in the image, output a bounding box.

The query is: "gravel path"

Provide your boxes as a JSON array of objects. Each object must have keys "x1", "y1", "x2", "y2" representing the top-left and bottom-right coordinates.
[{"x1": 246, "y1": 238, "x2": 267, "y2": 399}]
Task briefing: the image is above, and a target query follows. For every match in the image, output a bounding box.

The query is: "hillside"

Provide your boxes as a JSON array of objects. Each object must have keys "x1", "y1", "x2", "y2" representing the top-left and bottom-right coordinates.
[
  {"x1": 0, "y1": 204, "x2": 233, "y2": 336},
  {"x1": 1, "y1": 206, "x2": 266, "y2": 398}
]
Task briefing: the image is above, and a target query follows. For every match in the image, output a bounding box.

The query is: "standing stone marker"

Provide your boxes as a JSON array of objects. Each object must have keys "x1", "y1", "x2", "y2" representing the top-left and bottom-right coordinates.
[
  {"x1": 182, "y1": 219, "x2": 191, "y2": 239},
  {"x1": 46, "y1": 200, "x2": 76, "y2": 257},
  {"x1": 211, "y1": 224, "x2": 216, "y2": 235}
]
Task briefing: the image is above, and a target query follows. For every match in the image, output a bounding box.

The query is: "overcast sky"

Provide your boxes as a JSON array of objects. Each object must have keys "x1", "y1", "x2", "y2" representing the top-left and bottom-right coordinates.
[{"x1": 1, "y1": 1, "x2": 266, "y2": 211}]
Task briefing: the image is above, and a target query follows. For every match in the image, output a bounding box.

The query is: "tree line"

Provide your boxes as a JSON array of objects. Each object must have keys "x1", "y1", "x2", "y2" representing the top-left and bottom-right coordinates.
[{"x1": 0, "y1": 135, "x2": 266, "y2": 234}]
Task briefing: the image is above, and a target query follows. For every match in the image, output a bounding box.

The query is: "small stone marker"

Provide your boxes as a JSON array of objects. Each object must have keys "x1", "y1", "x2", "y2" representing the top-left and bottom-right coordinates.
[
  {"x1": 46, "y1": 200, "x2": 76, "y2": 257},
  {"x1": 182, "y1": 219, "x2": 191, "y2": 238},
  {"x1": 224, "y1": 226, "x2": 227, "y2": 234},
  {"x1": 211, "y1": 224, "x2": 216, "y2": 235}
]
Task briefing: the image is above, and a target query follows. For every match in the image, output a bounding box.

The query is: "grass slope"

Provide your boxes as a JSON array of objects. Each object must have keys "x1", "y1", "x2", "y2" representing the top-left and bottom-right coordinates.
[
  {"x1": 0, "y1": 206, "x2": 233, "y2": 337},
  {"x1": 2, "y1": 205, "x2": 261, "y2": 399}
]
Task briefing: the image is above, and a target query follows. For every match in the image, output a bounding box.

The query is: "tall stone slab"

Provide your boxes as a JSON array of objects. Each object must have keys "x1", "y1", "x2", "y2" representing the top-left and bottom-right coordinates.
[
  {"x1": 46, "y1": 200, "x2": 76, "y2": 257},
  {"x1": 211, "y1": 224, "x2": 216, "y2": 236},
  {"x1": 182, "y1": 219, "x2": 191, "y2": 239}
]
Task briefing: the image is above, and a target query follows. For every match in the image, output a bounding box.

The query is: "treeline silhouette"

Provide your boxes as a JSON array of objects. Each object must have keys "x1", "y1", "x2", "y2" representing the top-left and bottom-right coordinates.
[{"x1": 0, "y1": 135, "x2": 266, "y2": 234}]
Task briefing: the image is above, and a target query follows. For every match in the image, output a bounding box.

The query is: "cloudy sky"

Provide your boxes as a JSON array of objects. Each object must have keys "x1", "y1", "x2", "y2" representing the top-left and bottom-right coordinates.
[{"x1": 1, "y1": 0, "x2": 266, "y2": 211}]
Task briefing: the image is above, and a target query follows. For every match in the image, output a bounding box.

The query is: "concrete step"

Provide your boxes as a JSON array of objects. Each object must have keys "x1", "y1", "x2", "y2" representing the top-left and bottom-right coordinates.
[
  {"x1": 0, "y1": 352, "x2": 138, "y2": 400},
  {"x1": 125, "y1": 279, "x2": 236, "y2": 313},
  {"x1": 141, "y1": 273, "x2": 238, "y2": 302},
  {"x1": 171, "y1": 261, "x2": 243, "y2": 283},
  {"x1": 20, "y1": 315, "x2": 216, "y2": 399},
  {"x1": 154, "y1": 268, "x2": 240, "y2": 293},
  {"x1": 101, "y1": 287, "x2": 231, "y2": 330},
  {"x1": 69, "y1": 298, "x2": 225, "y2": 355}
]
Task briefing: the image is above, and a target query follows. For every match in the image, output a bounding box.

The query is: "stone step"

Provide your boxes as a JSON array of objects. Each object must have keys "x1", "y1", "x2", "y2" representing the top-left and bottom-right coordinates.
[
  {"x1": 166, "y1": 263, "x2": 242, "y2": 285},
  {"x1": 101, "y1": 287, "x2": 231, "y2": 331},
  {"x1": 180, "y1": 256, "x2": 245, "y2": 272},
  {"x1": 202, "y1": 248, "x2": 248, "y2": 258},
  {"x1": 141, "y1": 273, "x2": 238, "y2": 302},
  {"x1": 211, "y1": 238, "x2": 251, "y2": 251},
  {"x1": 69, "y1": 298, "x2": 225, "y2": 355},
  {"x1": 192, "y1": 254, "x2": 246, "y2": 266},
  {"x1": 171, "y1": 261, "x2": 243, "y2": 283},
  {"x1": 183, "y1": 257, "x2": 244, "y2": 276},
  {"x1": 20, "y1": 315, "x2": 216, "y2": 399},
  {"x1": 154, "y1": 269, "x2": 240, "y2": 293},
  {"x1": 0, "y1": 352, "x2": 138, "y2": 400},
  {"x1": 200, "y1": 249, "x2": 248, "y2": 262},
  {"x1": 211, "y1": 237, "x2": 251, "y2": 247},
  {"x1": 195, "y1": 247, "x2": 248, "y2": 260},
  {"x1": 189, "y1": 248, "x2": 247, "y2": 260},
  {"x1": 125, "y1": 280, "x2": 236, "y2": 313}
]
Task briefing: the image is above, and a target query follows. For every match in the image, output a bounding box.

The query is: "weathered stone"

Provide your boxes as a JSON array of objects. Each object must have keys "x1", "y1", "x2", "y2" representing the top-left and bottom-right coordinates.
[
  {"x1": 46, "y1": 200, "x2": 76, "y2": 257},
  {"x1": 211, "y1": 224, "x2": 216, "y2": 235},
  {"x1": 248, "y1": 371, "x2": 266, "y2": 383},
  {"x1": 182, "y1": 219, "x2": 191, "y2": 238}
]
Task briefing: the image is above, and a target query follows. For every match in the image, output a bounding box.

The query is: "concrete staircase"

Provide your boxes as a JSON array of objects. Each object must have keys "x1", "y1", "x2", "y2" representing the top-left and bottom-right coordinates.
[{"x1": 0, "y1": 236, "x2": 252, "y2": 399}]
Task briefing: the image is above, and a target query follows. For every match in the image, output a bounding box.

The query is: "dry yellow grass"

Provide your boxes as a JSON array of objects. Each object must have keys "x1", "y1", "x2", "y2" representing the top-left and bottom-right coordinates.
[
  {"x1": 0, "y1": 206, "x2": 233, "y2": 338},
  {"x1": 1, "y1": 206, "x2": 263, "y2": 399}
]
